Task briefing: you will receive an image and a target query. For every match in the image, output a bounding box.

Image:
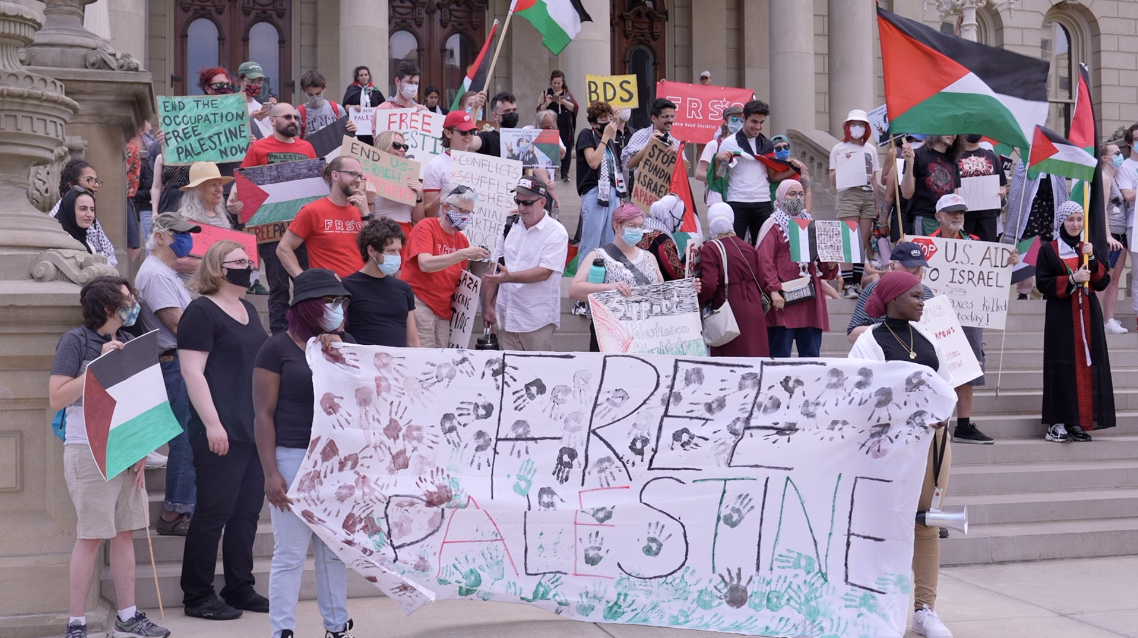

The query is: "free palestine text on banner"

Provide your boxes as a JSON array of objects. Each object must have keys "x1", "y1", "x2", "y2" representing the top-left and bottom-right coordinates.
[
  {"x1": 908, "y1": 235, "x2": 1014, "y2": 330},
  {"x1": 293, "y1": 342, "x2": 958, "y2": 637},
  {"x1": 588, "y1": 279, "x2": 706, "y2": 355},
  {"x1": 157, "y1": 94, "x2": 250, "y2": 164}
]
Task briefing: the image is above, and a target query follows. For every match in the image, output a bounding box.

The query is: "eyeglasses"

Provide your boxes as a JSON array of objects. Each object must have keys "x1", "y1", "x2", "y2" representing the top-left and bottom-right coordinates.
[
  {"x1": 323, "y1": 296, "x2": 349, "y2": 308},
  {"x1": 445, "y1": 204, "x2": 474, "y2": 215},
  {"x1": 222, "y1": 259, "x2": 254, "y2": 268},
  {"x1": 451, "y1": 129, "x2": 477, "y2": 137},
  {"x1": 514, "y1": 197, "x2": 542, "y2": 207},
  {"x1": 80, "y1": 177, "x2": 104, "y2": 187},
  {"x1": 390, "y1": 142, "x2": 410, "y2": 151},
  {"x1": 337, "y1": 170, "x2": 364, "y2": 181},
  {"x1": 774, "y1": 144, "x2": 790, "y2": 152}
]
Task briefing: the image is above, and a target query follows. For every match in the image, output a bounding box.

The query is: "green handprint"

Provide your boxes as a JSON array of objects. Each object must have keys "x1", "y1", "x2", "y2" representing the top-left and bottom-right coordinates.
[
  {"x1": 520, "y1": 574, "x2": 562, "y2": 602},
  {"x1": 748, "y1": 576, "x2": 789, "y2": 613},
  {"x1": 436, "y1": 565, "x2": 456, "y2": 586},
  {"x1": 368, "y1": 525, "x2": 388, "y2": 552},
  {"x1": 842, "y1": 590, "x2": 879, "y2": 615},
  {"x1": 666, "y1": 607, "x2": 693, "y2": 626},
  {"x1": 576, "y1": 583, "x2": 606, "y2": 617},
  {"x1": 774, "y1": 549, "x2": 817, "y2": 575},
  {"x1": 452, "y1": 556, "x2": 483, "y2": 597},
  {"x1": 787, "y1": 573, "x2": 832, "y2": 624},
  {"x1": 875, "y1": 572, "x2": 912, "y2": 595},
  {"x1": 513, "y1": 458, "x2": 537, "y2": 496},
  {"x1": 696, "y1": 586, "x2": 721, "y2": 610},
  {"x1": 603, "y1": 591, "x2": 636, "y2": 621},
  {"x1": 480, "y1": 544, "x2": 506, "y2": 582}
]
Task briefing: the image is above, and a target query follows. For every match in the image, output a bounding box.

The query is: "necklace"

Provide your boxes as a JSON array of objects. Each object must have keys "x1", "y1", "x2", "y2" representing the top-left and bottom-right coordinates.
[{"x1": 883, "y1": 321, "x2": 917, "y2": 360}]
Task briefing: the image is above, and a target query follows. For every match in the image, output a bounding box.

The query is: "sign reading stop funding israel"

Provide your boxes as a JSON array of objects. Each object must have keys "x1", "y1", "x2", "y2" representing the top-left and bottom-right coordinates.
[
  {"x1": 908, "y1": 235, "x2": 1014, "y2": 330},
  {"x1": 157, "y1": 94, "x2": 250, "y2": 164},
  {"x1": 631, "y1": 138, "x2": 678, "y2": 212}
]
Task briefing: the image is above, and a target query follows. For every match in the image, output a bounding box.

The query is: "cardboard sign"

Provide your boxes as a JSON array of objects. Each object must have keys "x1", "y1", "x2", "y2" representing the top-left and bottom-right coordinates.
[
  {"x1": 908, "y1": 235, "x2": 1014, "y2": 330},
  {"x1": 373, "y1": 108, "x2": 445, "y2": 178},
  {"x1": 585, "y1": 74, "x2": 639, "y2": 109},
  {"x1": 341, "y1": 136, "x2": 421, "y2": 206},
  {"x1": 447, "y1": 270, "x2": 481, "y2": 349},
  {"x1": 656, "y1": 80, "x2": 755, "y2": 144},
  {"x1": 236, "y1": 158, "x2": 329, "y2": 241},
  {"x1": 190, "y1": 224, "x2": 259, "y2": 266},
  {"x1": 588, "y1": 279, "x2": 706, "y2": 355},
  {"x1": 449, "y1": 151, "x2": 524, "y2": 258},
  {"x1": 351, "y1": 106, "x2": 375, "y2": 137},
  {"x1": 297, "y1": 341, "x2": 959, "y2": 636},
  {"x1": 157, "y1": 94, "x2": 250, "y2": 164},
  {"x1": 959, "y1": 175, "x2": 1001, "y2": 211},
  {"x1": 631, "y1": 138, "x2": 678, "y2": 212},
  {"x1": 500, "y1": 128, "x2": 562, "y2": 169},
  {"x1": 919, "y1": 296, "x2": 983, "y2": 386}
]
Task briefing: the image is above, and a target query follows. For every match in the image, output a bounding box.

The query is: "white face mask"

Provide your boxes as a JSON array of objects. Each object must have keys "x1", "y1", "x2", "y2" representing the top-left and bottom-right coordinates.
[
  {"x1": 401, "y1": 83, "x2": 418, "y2": 99},
  {"x1": 849, "y1": 124, "x2": 867, "y2": 139}
]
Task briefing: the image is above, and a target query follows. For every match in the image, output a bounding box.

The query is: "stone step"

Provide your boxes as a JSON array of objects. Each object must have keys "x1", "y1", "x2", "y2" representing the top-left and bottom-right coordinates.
[
  {"x1": 822, "y1": 329, "x2": 1137, "y2": 353},
  {"x1": 950, "y1": 487, "x2": 1138, "y2": 525},
  {"x1": 949, "y1": 458, "x2": 1138, "y2": 496},
  {"x1": 940, "y1": 516, "x2": 1138, "y2": 566},
  {"x1": 144, "y1": 489, "x2": 270, "y2": 526},
  {"x1": 952, "y1": 433, "x2": 1138, "y2": 465},
  {"x1": 121, "y1": 521, "x2": 278, "y2": 565},
  {"x1": 967, "y1": 411, "x2": 1138, "y2": 439},
  {"x1": 967, "y1": 388, "x2": 1138, "y2": 414}
]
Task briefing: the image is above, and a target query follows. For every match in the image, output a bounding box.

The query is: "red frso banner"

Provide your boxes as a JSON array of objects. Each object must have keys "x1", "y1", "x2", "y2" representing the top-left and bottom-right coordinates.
[{"x1": 656, "y1": 81, "x2": 755, "y2": 144}]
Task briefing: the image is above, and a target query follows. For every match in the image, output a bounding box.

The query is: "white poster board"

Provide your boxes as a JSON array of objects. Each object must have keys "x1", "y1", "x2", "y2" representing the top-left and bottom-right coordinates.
[
  {"x1": 373, "y1": 108, "x2": 444, "y2": 178},
  {"x1": 919, "y1": 296, "x2": 983, "y2": 386},
  {"x1": 835, "y1": 150, "x2": 869, "y2": 190},
  {"x1": 448, "y1": 270, "x2": 481, "y2": 349},
  {"x1": 909, "y1": 236, "x2": 1014, "y2": 330},
  {"x1": 449, "y1": 150, "x2": 524, "y2": 258},
  {"x1": 587, "y1": 279, "x2": 707, "y2": 356},
  {"x1": 350, "y1": 106, "x2": 375, "y2": 137},
  {"x1": 959, "y1": 175, "x2": 1001, "y2": 211}
]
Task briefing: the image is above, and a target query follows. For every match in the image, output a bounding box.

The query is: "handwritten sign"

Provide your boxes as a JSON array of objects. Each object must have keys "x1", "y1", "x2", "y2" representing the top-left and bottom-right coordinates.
[
  {"x1": 449, "y1": 151, "x2": 524, "y2": 258},
  {"x1": 588, "y1": 279, "x2": 706, "y2": 355},
  {"x1": 908, "y1": 235, "x2": 1014, "y2": 330},
  {"x1": 656, "y1": 80, "x2": 755, "y2": 144},
  {"x1": 631, "y1": 138, "x2": 678, "y2": 212},
  {"x1": 351, "y1": 106, "x2": 375, "y2": 137},
  {"x1": 868, "y1": 103, "x2": 890, "y2": 145},
  {"x1": 448, "y1": 270, "x2": 482, "y2": 349},
  {"x1": 374, "y1": 108, "x2": 445, "y2": 178},
  {"x1": 341, "y1": 136, "x2": 421, "y2": 206},
  {"x1": 157, "y1": 94, "x2": 249, "y2": 164},
  {"x1": 500, "y1": 128, "x2": 561, "y2": 169},
  {"x1": 190, "y1": 224, "x2": 259, "y2": 266},
  {"x1": 298, "y1": 342, "x2": 959, "y2": 636},
  {"x1": 919, "y1": 296, "x2": 983, "y2": 386},
  {"x1": 959, "y1": 175, "x2": 1001, "y2": 211},
  {"x1": 835, "y1": 150, "x2": 869, "y2": 190},
  {"x1": 585, "y1": 74, "x2": 639, "y2": 109}
]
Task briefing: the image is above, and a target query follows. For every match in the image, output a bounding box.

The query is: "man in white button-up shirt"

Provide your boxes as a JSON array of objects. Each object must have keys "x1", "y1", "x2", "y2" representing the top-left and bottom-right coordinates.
[{"x1": 482, "y1": 177, "x2": 569, "y2": 351}]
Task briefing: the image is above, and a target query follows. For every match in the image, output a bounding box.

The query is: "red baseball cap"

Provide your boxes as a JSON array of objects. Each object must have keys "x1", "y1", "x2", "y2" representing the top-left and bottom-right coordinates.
[{"x1": 443, "y1": 111, "x2": 477, "y2": 132}]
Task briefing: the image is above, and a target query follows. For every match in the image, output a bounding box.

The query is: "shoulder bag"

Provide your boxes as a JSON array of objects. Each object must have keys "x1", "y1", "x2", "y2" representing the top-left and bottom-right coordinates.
[
  {"x1": 726, "y1": 237, "x2": 772, "y2": 314},
  {"x1": 701, "y1": 239, "x2": 741, "y2": 347},
  {"x1": 601, "y1": 244, "x2": 653, "y2": 286},
  {"x1": 781, "y1": 274, "x2": 816, "y2": 306}
]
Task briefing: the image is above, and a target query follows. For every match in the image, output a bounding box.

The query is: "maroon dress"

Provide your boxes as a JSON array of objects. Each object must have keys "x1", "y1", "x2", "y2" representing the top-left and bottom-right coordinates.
[
  {"x1": 698, "y1": 235, "x2": 770, "y2": 357},
  {"x1": 756, "y1": 225, "x2": 838, "y2": 331}
]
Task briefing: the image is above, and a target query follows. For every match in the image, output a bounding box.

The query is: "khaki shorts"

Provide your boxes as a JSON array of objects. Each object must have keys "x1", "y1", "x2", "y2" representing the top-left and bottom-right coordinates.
[
  {"x1": 413, "y1": 294, "x2": 453, "y2": 348},
  {"x1": 836, "y1": 187, "x2": 876, "y2": 219},
  {"x1": 64, "y1": 444, "x2": 147, "y2": 539}
]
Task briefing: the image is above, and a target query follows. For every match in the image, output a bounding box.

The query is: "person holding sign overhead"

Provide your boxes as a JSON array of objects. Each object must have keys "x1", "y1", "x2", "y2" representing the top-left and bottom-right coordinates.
[
  {"x1": 277, "y1": 157, "x2": 368, "y2": 279},
  {"x1": 623, "y1": 98, "x2": 680, "y2": 173},
  {"x1": 829, "y1": 109, "x2": 880, "y2": 299}
]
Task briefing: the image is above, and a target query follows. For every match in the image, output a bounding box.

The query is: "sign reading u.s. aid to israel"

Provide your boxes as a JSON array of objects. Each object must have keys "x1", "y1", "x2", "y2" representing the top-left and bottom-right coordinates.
[
  {"x1": 295, "y1": 343, "x2": 959, "y2": 637},
  {"x1": 157, "y1": 94, "x2": 250, "y2": 164},
  {"x1": 908, "y1": 235, "x2": 1013, "y2": 330},
  {"x1": 449, "y1": 151, "x2": 523, "y2": 258},
  {"x1": 373, "y1": 108, "x2": 444, "y2": 179},
  {"x1": 588, "y1": 279, "x2": 706, "y2": 356}
]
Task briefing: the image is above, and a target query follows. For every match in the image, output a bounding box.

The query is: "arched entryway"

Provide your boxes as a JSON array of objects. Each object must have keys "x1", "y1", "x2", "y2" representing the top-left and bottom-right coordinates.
[{"x1": 611, "y1": 0, "x2": 668, "y2": 130}]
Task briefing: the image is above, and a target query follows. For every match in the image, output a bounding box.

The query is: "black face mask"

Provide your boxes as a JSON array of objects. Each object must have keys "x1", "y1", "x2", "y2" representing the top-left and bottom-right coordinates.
[
  {"x1": 966, "y1": 134, "x2": 983, "y2": 144},
  {"x1": 500, "y1": 113, "x2": 519, "y2": 129},
  {"x1": 224, "y1": 266, "x2": 253, "y2": 288}
]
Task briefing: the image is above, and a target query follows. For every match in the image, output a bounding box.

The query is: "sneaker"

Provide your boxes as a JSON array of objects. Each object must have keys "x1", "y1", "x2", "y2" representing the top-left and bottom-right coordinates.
[
  {"x1": 144, "y1": 452, "x2": 167, "y2": 469},
  {"x1": 1066, "y1": 424, "x2": 1093, "y2": 442},
  {"x1": 326, "y1": 618, "x2": 356, "y2": 638},
  {"x1": 184, "y1": 596, "x2": 242, "y2": 620},
  {"x1": 247, "y1": 281, "x2": 270, "y2": 295},
  {"x1": 1045, "y1": 424, "x2": 1070, "y2": 443},
  {"x1": 113, "y1": 611, "x2": 170, "y2": 638},
  {"x1": 1104, "y1": 319, "x2": 1129, "y2": 334},
  {"x1": 226, "y1": 590, "x2": 269, "y2": 613},
  {"x1": 842, "y1": 283, "x2": 862, "y2": 300},
  {"x1": 952, "y1": 422, "x2": 994, "y2": 445},
  {"x1": 65, "y1": 621, "x2": 87, "y2": 638},
  {"x1": 912, "y1": 605, "x2": 953, "y2": 637},
  {"x1": 155, "y1": 514, "x2": 191, "y2": 536},
  {"x1": 571, "y1": 300, "x2": 588, "y2": 316},
  {"x1": 281, "y1": 631, "x2": 295, "y2": 638}
]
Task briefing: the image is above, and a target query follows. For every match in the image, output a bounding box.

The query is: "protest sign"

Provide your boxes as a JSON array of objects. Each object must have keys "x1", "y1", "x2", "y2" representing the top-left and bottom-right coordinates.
[
  {"x1": 351, "y1": 106, "x2": 375, "y2": 137},
  {"x1": 190, "y1": 224, "x2": 259, "y2": 267},
  {"x1": 449, "y1": 151, "x2": 523, "y2": 257},
  {"x1": 631, "y1": 138, "x2": 678, "y2": 212},
  {"x1": 448, "y1": 270, "x2": 482, "y2": 349},
  {"x1": 84, "y1": 331, "x2": 182, "y2": 480},
  {"x1": 297, "y1": 341, "x2": 958, "y2": 636},
  {"x1": 341, "y1": 136, "x2": 421, "y2": 206},
  {"x1": 588, "y1": 279, "x2": 706, "y2": 355},
  {"x1": 919, "y1": 296, "x2": 983, "y2": 386},
  {"x1": 500, "y1": 128, "x2": 562, "y2": 169},
  {"x1": 236, "y1": 158, "x2": 328, "y2": 243},
  {"x1": 374, "y1": 108, "x2": 445, "y2": 178},
  {"x1": 868, "y1": 103, "x2": 890, "y2": 145},
  {"x1": 585, "y1": 74, "x2": 639, "y2": 109},
  {"x1": 959, "y1": 175, "x2": 1001, "y2": 211},
  {"x1": 835, "y1": 150, "x2": 870, "y2": 190},
  {"x1": 306, "y1": 116, "x2": 350, "y2": 159},
  {"x1": 656, "y1": 80, "x2": 755, "y2": 144},
  {"x1": 157, "y1": 94, "x2": 249, "y2": 164},
  {"x1": 909, "y1": 235, "x2": 1014, "y2": 329},
  {"x1": 813, "y1": 220, "x2": 863, "y2": 264}
]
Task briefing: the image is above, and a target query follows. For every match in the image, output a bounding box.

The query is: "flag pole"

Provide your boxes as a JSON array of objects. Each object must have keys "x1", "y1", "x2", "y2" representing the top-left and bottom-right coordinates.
[
  {"x1": 140, "y1": 484, "x2": 165, "y2": 620},
  {"x1": 1082, "y1": 174, "x2": 1091, "y2": 287},
  {"x1": 890, "y1": 134, "x2": 903, "y2": 229},
  {"x1": 478, "y1": 9, "x2": 515, "y2": 121}
]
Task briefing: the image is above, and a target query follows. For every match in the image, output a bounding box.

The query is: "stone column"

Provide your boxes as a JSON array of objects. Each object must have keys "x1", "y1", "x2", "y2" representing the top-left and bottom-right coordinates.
[
  {"x1": 511, "y1": 11, "x2": 550, "y2": 115},
  {"x1": 557, "y1": 0, "x2": 610, "y2": 105},
  {"x1": 339, "y1": 0, "x2": 387, "y2": 100},
  {"x1": 828, "y1": 0, "x2": 875, "y2": 133},
  {"x1": 743, "y1": 0, "x2": 771, "y2": 103},
  {"x1": 107, "y1": 0, "x2": 146, "y2": 63},
  {"x1": 692, "y1": 1, "x2": 726, "y2": 88},
  {"x1": 768, "y1": 0, "x2": 815, "y2": 133}
]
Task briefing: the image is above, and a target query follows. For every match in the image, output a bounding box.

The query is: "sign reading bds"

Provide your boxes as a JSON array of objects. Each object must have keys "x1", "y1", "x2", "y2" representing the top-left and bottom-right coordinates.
[{"x1": 585, "y1": 74, "x2": 639, "y2": 109}]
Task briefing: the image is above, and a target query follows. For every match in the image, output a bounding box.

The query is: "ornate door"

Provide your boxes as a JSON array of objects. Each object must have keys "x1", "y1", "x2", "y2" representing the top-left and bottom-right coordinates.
[
  {"x1": 611, "y1": 0, "x2": 668, "y2": 129},
  {"x1": 390, "y1": 0, "x2": 489, "y2": 106},
  {"x1": 174, "y1": 0, "x2": 293, "y2": 102}
]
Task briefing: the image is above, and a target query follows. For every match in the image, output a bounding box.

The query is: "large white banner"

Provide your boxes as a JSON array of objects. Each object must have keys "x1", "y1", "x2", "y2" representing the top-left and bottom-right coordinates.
[
  {"x1": 909, "y1": 235, "x2": 1014, "y2": 330},
  {"x1": 294, "y1": 343, "x2": 958, "y2": 637},
  {"x1": 373, "y1": 108, "x2": 444, "y2": 178},
  {"x1": 450, "y1": 151, "x2": 524, "y2": 258}
]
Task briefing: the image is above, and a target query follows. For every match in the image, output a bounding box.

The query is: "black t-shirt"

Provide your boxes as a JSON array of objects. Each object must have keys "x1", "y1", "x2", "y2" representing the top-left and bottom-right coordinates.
[
  {"x1": 873, "y1": 318, "x2": 939, "y2": 371},
  {"x1": 177, "y1": 297, "x2": 268, "y2": 442},
  {"x1": 476, "y1": 130, "x2": 502, "y2": 158},
  {"x1": 343, "y1": 271, "x2": 416, "y2": 347},
  {"x1": 956, "y1": 147, "x2": 1007, "y2": 220},
  {"x1": 254, "y1": 331, "x2": 356, "y2": 448},
  {"x1": 908, "y1": 145, "x2": 960, "y2": 218},
  {"x1": 576, "y1": 128, "x2": 602, "y2": 196}
]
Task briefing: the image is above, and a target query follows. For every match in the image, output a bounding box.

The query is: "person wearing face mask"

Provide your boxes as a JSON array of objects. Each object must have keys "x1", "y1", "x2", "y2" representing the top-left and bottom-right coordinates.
[
  {"x1": 343, "y1": 218, "x2": 420, "y2": 347},
  {"x1": 901, "y1": 134, "x2": 961, "y2": 236},
  {"x1": 370, "y1": 62, "x2": 428, "y2": 139},
  {"x1": 402, "y1": 183, "x2": 490, "y2": 347},
  {"x1": 829, "y1": 110, "x2": 881, "y2": 299},
  {"x1": 1099, "y1": 142, "x2": 1130, "y2": 334},
  {"x1": 951, "y1": 134, "x2": 1006, "y2": 242},
  {"x1": 178, "y1": 241, "x2": 270, "y2": 621},
  {"x1": 296, "y1": 69, "x2": 357, "y2": 139},
  {"x1": 278, "y1": 157, "x2": 368, "y2": 279},
  {"x1": 1037, "y1": 200, "x2": 1116, "y2": 443},
  {"x1": 696, "y1": 106, "x2": 745, "y2": 205},
  {"x1": 424, "y1": 111, "x2": 479, "y2": 219},
  {"x1": 237, "y1": 61, "x2": 274, "y2": 139},
  {"x1": 135, "y1": 213, "x2": 203, "y2": 537},
  {"x1": 1110, "y1": 123, "x2": 1138, "y2": 331},
  {"x1": 574, "y1": 102, "x2": 628, "y2": 301},
  {"x1": 253, "y1": 268, "x2": 357, "y2": 638},
  {"x1": 468, "y1": 91, "x2": 520, "y2": 157}
]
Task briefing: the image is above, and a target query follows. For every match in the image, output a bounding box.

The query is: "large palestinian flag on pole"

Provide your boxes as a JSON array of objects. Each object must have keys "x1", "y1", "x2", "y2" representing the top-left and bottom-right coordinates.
[
  {"x1": 84, "y1": 331, "x2": 182, "y2": 480},
  {"x1": 1063, "y1": 63, "x2": 1109, "y2": 261},
  {"x1": 449, "y1": 20, "x2": 498, "y2": 112},
  {"x1": 877, "y1": 8, "x2": 1049, "y2": 150},
  {"x1": 513, "y1": 0, "x2": 592, "y2": 55}
]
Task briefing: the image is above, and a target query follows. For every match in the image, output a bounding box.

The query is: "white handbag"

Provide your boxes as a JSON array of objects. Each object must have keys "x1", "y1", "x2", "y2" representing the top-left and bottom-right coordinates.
[{"x1": 702, "y1": 239, "x2": 741, "y2": 347}]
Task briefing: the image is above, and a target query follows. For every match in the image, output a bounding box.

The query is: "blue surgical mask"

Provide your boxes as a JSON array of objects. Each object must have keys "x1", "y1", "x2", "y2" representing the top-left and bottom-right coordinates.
[
  {"x1": 1113, "y1": 154, "x2": 1125, "y2": 169},
  {"x1": 775, "y1": 148, "x2": 791, "y2": 161},
  {"x1": 320, "y1": 302, "x2": 345, "y2": 332},
  {"x1": 170, "y1": 232, "x2": 194, "y2": 258},
  {"x1": 117, "y1": 301, "x2": 141, "y2": 327},
  {"x1": 727, "y1": 118, "x2": 744, "y2": 134},
  {"x1": 376, "y1": 253, "x2": 401, "y2": 276},
  {"x1": 622, "y1": 227, "x2": 644, "y2": 245}
]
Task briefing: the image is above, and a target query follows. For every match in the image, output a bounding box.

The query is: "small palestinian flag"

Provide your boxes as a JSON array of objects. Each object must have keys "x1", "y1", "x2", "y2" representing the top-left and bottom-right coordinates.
[
  {"x1": 1027, "y1": 126, "x2": 1097, "y2": 183},
  {"x1": 513, "y1": 0, "x2": 592, "y2": 56},
  {"x1": 533, "y1": 129, "x2": 563, "y2": 168},
  {"x1": 84, "y1": 331, "x2": 182, "y2": 480},
  {"x1": 670, "y1": 142, "x2": 699, "y2": 234},
  {"x1": 1012, "y1": 236, "x2": 1040, "y2": 284},
  {"x1": 878, "y1": 8, "x2": 1048, "y2": 150},
  {"x1": 812, "y1": 220, "x2": 863, "y2": 264},
  {"x1": 787, "y1": 219, "x2": 813, "y2": 263},
  {"x1": 450, "y1": 21, "x2": 498, "y2": 112}
]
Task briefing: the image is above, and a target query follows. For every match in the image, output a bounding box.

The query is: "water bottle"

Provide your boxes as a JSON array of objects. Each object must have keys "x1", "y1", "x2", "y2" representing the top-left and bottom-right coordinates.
[
  {"x1": 715, "y1": 156, "x2": 731, "y2": 178},
  {"x1": 587, "y1": 257, "x2": 606, "y2": 284}
]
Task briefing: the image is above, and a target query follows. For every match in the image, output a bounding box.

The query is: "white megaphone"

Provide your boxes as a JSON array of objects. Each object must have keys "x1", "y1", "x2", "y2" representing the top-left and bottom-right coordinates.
[{"x1": 916, "y1": 506, "x2": 968, "y2": 535}]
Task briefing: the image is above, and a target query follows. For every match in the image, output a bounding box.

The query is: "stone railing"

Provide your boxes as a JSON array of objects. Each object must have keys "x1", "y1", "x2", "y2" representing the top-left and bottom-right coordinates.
[{"x1": 786, "y1": 128, "x2": 840, "y2": 219}]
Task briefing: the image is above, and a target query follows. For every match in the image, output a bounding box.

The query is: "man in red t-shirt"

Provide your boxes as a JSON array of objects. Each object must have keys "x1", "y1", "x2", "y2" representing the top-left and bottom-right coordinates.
[{"x1": 278, "y1": 156, "x2": 368, "y2": 278}]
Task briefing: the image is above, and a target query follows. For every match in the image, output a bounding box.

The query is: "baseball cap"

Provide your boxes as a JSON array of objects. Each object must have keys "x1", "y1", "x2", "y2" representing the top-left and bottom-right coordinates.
[
  {"x1": 890, "y1": 242, "x2": 929, "y2": 268},
  {"x1": 237, "y1": 61, "x2": 264, "y2": 79},
  {"x1": 936, "y1": 193, "x2": 968, "y2": 213},
  {"x1": 290, "y1": 268, "x2": 350, "y2": 306},
  {"x1": 151, "y1": 212, "x2": 201, "y2": 234},
  {"x1": 700, "y1": 70, "x2": 711, "y2": 79},
  {"x1": 443, "y1": 110, "x2": 477, "y2": 132},
  {"x1": 512, "y1": 176, "x2": 548, "y2": 199}
]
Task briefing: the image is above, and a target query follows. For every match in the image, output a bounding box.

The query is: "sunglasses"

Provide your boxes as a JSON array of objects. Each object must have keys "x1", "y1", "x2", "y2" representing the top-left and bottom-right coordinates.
[
  {"x1": 451, "y1": 129, "x2": 477, "y2": 137},
  {"x1": 209, "y1": 82, "x2": 235, "y2": 92},
  {"x1": 774, "y1": 144, "x2": 789, "y2": 152},
  {"x1": 390, "y1": 142, "x2": 410, "y2": 151},
  {"x1": 514, "y1": 197, "x2": 542, "y2": 207}
]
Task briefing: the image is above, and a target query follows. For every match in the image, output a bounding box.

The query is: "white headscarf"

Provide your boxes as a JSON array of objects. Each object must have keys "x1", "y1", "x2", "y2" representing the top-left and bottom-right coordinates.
[
  {"x1": 1053, "y1": 200, "x2": 1084, "y2": 242},
  {"x1": 645, "y1": 194, "x2": 684, "y2": 234},
  {"x1": 707, "y1": 202, "x2": 734, "y2": 236}
]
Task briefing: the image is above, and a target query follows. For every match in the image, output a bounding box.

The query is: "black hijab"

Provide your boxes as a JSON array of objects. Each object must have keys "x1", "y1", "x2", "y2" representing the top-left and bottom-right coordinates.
[{"x1": 57, "y1": 187, "x2": 94, "y2": 253}]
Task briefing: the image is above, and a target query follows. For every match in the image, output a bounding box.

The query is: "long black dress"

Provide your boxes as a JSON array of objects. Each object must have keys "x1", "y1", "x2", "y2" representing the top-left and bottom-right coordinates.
[{"x1": 1036, "y1": 239, "x2": 1115, "y2": 430}]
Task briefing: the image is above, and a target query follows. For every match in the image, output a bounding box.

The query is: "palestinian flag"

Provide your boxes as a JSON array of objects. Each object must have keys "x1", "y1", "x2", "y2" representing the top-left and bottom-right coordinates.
[
  {"x1": 532, "y1": 128, "x2": 563, "y2": 168},
  {"x1": 877, "y1": 8, "x2": 1048, "y2": 150},
  {"x1": 84, "y1": 331, "x2": 182, "y2": 480},
  {"x1": 814, "y1": 220, "x2": 863, "y2": 263},
  {"x1": 450, "y1": 21, "x2": 498, "y2": 112},
  {"x1": 513, "y1": 0, "x2": 592, "y2": 56},
  {"x1": 1012, "y1": 236, "x2": 1040, "y2": 284},
  {"x1": 670, "y1": 142, "x2": 699, "y2": 233},
  {"x1": 237, "y1": 158, "x2": 329, "y2": 227},
  {"x1": 787, "y1": 219, "x2": 813, "y2": 263},
  {"x1": 1065, "y1": 63, "x2": 1109, "y2": 261},
  {"x1": 1027, "y1": 126, "x2": 1097, "y2": 183}
]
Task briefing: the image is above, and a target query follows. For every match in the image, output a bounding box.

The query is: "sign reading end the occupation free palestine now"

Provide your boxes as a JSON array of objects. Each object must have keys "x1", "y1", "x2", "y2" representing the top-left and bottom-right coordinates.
[{"x1": 157, "y1": 94, "x2": 250, "y2": 164}]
